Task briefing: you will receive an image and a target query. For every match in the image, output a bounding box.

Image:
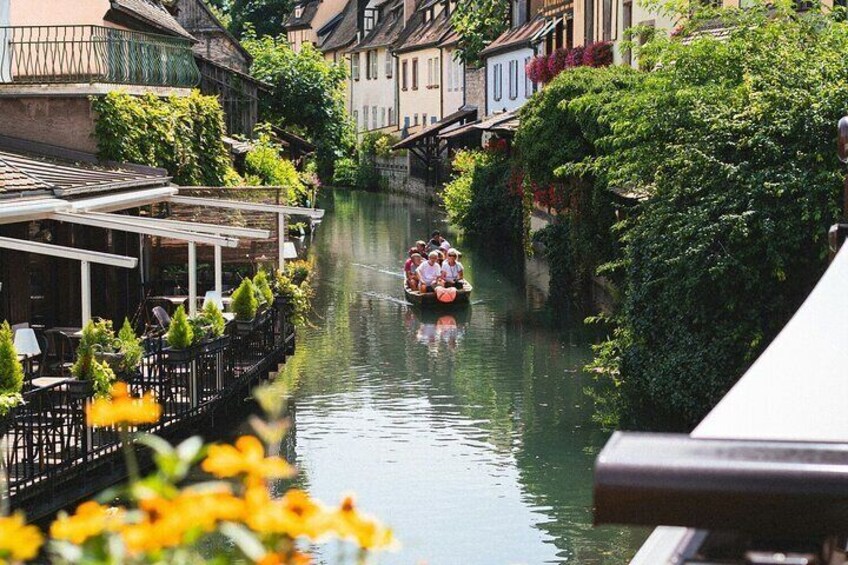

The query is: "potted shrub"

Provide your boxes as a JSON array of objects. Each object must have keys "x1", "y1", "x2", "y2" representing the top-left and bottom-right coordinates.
[
  {"x1": 253, "y1": 270, "x2": 274, "y2": 308},
  {"x1": 164, "y1": 306, "x2": 195, "y2": 362},
  {"x1": 71, "y1": 320, "x2": 119, "y2": 399},
  {"x1": 116, "y1": 318, "x2": 144, "y2": 380},
  {"x1": 231, "y1": 278, "x2": 260, "y2": 334},
  {"x1": 0, "y1": 321, "x2": 24, "y2": 435},
  {"x1": 192, "y1": 301, "x2": 229, "y2": 354}
]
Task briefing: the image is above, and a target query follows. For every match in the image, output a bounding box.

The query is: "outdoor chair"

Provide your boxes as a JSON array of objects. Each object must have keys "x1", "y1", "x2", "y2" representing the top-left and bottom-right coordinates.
[
  {"x1": 44, "y1": 330, "x2": 75, "y2": 377},
  {"x1": 152, "y1": 307, "x2": 171, "y2": 331}
]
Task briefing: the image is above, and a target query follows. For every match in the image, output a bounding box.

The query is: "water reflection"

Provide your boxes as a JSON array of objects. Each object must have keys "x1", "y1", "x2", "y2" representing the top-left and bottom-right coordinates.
[{"x1": 276, "y1": 190, "x2": 645, "y2": 564}]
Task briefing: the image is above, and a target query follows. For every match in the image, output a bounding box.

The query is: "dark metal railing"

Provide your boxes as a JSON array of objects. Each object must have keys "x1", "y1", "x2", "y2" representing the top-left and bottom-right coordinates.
[
  {"x1": 4, "y1": 304, "x2": 293, "y2": 510},
  {"x1": 0, "y1": 25, "x2": 199, "y2": 87}
]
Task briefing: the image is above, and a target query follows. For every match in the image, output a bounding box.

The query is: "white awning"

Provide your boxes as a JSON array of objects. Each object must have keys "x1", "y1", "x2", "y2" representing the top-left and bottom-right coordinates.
[
  {"x1": 0, "y1": 198, "x2": 69, "y2": 224},
  {"x1": 69, "y1": 186, "x2": 178, "y2": 213},
  {"x1": 532, "y1": 16, "x2": 561, "y2": 43}
]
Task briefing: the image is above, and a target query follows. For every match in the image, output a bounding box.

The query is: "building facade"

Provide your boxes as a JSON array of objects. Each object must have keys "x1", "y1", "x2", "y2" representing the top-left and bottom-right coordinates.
[{"x1": 284, "y1": 0, "x2": 349, "y2": 53}]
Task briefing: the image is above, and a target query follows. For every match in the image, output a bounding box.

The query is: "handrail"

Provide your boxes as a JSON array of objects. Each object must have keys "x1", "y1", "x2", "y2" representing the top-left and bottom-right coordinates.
[{"x1": 0, "y1": 25, "x2": 199, "y2": 87}]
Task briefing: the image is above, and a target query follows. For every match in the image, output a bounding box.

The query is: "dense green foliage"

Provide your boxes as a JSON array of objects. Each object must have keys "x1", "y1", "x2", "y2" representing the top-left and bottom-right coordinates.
[
  {"x1": 253, "y1": 270, "x2": 275, "y2": 306},
  {"x1": 167, "y1": 306, "x2": 194, "y2": 350},
  {"x1": 244, "y1": 35, "x2": 353, "y2": 179},
  {"x1": 244, "y1": 131, "x2": 309, "y2": 203},
  {"x1": 442, "y1": 145, "x2": 529, "y2": 247},
  {"x1": 206, "y1": 0, "x2": 293, "y2": 39},
  {"x1": 92, "y1": 91, "x2": 235, "y2": 186},
  {"x1": 117, "y1": 318, "x2": 143, "y2": 376},
  {"x1": 451, "y1": 0, "x2": 509, "y2": 64},
  {"x1": 0, "y1": 321, "x2": 24, "y2": 398},
  {"x1": 231, "y1": 278, "x2": 259, "y2": 321},
  {"x1": 274, "y1": 260, "x2": 314, "y2": 327},
  {"x1": 334, "y1": 132, "x2": 399, "y2": 190},
  {"x1": 539, "y1": 2, "x2": 848, "y2": 427},
  {"x1": 72, "y1": 320, "x2": 119, "y2": 397}
]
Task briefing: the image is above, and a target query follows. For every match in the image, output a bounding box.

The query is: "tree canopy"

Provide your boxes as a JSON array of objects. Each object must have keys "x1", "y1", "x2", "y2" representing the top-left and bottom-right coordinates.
[
  {"x1": 205, "y1": 0, "x2": 294, "y2": 38},
  {"x1": 451, "y1": 0, "x2": 510, "y2": 65}
]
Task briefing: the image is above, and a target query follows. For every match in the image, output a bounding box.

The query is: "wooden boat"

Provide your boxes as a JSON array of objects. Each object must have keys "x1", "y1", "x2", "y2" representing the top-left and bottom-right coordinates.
[{"x1": 404, "y1": 283, "x2": 473, "y2": 307}]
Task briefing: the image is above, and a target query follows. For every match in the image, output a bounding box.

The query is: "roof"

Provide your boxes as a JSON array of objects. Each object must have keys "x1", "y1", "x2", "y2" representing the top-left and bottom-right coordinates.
[
  {"x1": 350, "y1": 0, "x2": 405, "y2": 52},
  {"x1": 319, "y1": 0, "x2": 360, "y2": 53},
  {"x1": 284, "y1": 0, "x2": 320, "y2": 30},
  {"x1": 110, "y1": 0, "x2": 195, "y2": 40},
  {"x1": 0, "y1": 136, "x2": 172, "y2": 199},
  {"x1": 438, "y1": 110, "x2": 519, "y2": 140},
  {"x1": 175, "y1": 0, "x2": 253, "y2": 64},
  {"x1": 270, "y1": 126, "x2": 317, "y2": 153},
  {"x1": 394, "y1": 0, "x2": 454, "y2": 54},
  {"x1": 394, "y1": 106, "x2": 478, "y2": 149},
  {"x1": 480, "y1": 14, "x2": 546, "y2": 58}
]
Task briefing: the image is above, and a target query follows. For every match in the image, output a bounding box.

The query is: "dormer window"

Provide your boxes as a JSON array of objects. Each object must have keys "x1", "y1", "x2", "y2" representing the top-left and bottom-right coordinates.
[{"x1": 295, "y1": 4, "x2": 303, "y2": 18}]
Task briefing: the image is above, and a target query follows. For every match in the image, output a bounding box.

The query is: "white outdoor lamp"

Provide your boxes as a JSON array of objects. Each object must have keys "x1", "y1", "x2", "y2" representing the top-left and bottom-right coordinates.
[{"x1": 13, "y1": 328, "x2": 41, "y2": 359}]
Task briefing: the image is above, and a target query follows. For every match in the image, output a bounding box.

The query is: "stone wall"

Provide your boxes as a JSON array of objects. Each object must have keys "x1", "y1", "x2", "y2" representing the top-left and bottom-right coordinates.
[
  {"x1": 375, "y1": 155, "x2": 434, "y2": 199},
  {"x1": 464, "y1": 66, "x2": 486, "y2": 115},
  {"x1": 0, "y1": 97, "x2": 98, "y2": 153}
]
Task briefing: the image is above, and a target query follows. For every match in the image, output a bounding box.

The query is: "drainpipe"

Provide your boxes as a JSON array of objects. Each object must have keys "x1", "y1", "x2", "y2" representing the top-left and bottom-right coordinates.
[
  {"x1": 830, "y1": 115, "x2": 848, "y2": 262},
  {"x1": 392, "y1": 50, "x2": 401, "y2": 130},
  {"x1": 439, "y1": 46, "x2": 445, "y2": 119}
]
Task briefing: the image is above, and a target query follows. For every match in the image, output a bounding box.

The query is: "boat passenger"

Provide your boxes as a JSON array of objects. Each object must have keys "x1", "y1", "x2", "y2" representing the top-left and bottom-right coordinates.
[
  {"x1": 441, "y1": 248, "x2": 464, "y2": 288},
  {"x1": 415, "y1": 240, "x2": 427, "y2": 256},
  {"x1": 406, "y1": 253, "x2": 423, "y2": 288},
  {"x1": 404, "y1": 248, "x2": 417, "y2": 276},
  {"x1": 417, "y1": 251, "x2": 443, "y2": 293},
  {"x1": 427, "y1": 231, "x2": 451, "y2": 253}
]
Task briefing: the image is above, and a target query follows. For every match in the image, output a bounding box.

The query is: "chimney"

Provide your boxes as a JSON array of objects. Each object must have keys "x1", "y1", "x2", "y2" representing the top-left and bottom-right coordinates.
[{"x1": 404, "y1": 0, "x2": 417, "y2": 24}]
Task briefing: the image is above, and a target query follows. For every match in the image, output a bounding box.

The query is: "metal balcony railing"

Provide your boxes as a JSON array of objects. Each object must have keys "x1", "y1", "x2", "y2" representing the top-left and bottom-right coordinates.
[{"x1": 0, "y1": 25, "x2": 199, "y2": 88}]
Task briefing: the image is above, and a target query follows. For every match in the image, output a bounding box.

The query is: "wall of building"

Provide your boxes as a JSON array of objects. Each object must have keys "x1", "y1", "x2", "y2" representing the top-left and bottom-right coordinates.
[
  {"x1": 375, "y1": 154, "x2": 434, "y2": 198},
  {"x1": 350, "y1": 46, "x2": 398, "y2": 133},
  {"x1": 440, "y1": 46, "x2": 464, "y2": 116},
  {"x1": 464, "y1": 66, "x2": 486, "y2": 114},
  {"x1": 397, "y1": 46, "x2": 442, "y2": 131},
  {"x1": 486, "y1": 46, "x2": 535, "y2": 115},
  {"x1": 10, "y1": 0, "x2": 115, "y2": 27},
  {"x1": 612, "y1": 0, "x2": 677, "y2": 66},
  {"x1": 0, "y1": 97, "x2": 98, "y2": 153}
]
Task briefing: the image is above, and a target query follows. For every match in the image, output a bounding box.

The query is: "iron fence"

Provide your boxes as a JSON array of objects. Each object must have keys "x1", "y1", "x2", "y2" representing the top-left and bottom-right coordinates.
[{"x1": 0, "y1": 25, "x2": 199, "y2": 87}]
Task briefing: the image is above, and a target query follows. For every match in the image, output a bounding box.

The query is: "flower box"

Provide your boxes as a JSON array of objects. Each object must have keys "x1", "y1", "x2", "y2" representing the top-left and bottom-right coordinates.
[
  {"x1": 67, "y1": 379, "x2": 95, "y2": 401},
  {"x1": 233, "y1": 308, "x2": 268, "y2": 336}
]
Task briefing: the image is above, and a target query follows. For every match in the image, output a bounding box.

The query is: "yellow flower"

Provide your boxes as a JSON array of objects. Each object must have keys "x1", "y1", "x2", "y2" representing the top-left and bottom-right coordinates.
[
  {"x1": 331, "y1": 496, "x2": 396, "y2": 551},
  {"x1": 0, "y1": 513, "x2": 43, "y2": 562},
  {"x1": 50, "y1": 501, "x2": 124, "y2": 545},
  {"x1": 257, "y1": 551, "x2": 312, "y2": 565},
  {"x1": 202, "y1": 436, "x2": 294, "y2": 482},
  {"x1": 244, "y1": 487, "x2": 329, "y2": 540},
  {"x1": 86, "y1": 382, "x2": 161, "y2": 427}
]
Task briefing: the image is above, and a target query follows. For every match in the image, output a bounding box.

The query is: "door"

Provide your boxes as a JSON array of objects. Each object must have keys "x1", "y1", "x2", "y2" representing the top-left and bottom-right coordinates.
[{"x1": 0, "y1": 0, "x2": 10, "y2": 83}]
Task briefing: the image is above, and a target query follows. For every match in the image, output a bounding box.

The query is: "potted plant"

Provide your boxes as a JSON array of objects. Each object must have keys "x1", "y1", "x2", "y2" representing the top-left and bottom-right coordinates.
[
  {"x1": 71, "y1": 320, "x2": 119, "y2": 400},
  {"x1": 191, "y1": 301, "x2": 229, "y2": 354},
  {"x1": 116, "y1": 318, "x2": 144, "y2": 380},
  {"x1": 231, "y1": 278, "x2": 260, "y2": 334},
  {"x1": 0, "y1": 321, "x2": 24, "y2": 435},
  {"x1": 163, "y1": 306, "x2": 195, "y2": 362},
  {"x1": 253, "y1": 270, "x2": 274, "y2": 308}
]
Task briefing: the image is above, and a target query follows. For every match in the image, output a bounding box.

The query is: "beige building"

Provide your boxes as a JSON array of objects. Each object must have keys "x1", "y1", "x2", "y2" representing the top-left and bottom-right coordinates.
[
  {"x1": 0, "y1": 0, "x2": 198, "y2": 154},
  {"x1": 284, "y1": 0, "x2": 350, "y2": 53}
]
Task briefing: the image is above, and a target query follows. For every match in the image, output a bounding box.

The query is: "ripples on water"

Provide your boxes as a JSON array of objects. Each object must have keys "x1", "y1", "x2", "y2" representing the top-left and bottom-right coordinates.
[{"x1": 276, "y1": 191, "x2": 646, "y2": 564}]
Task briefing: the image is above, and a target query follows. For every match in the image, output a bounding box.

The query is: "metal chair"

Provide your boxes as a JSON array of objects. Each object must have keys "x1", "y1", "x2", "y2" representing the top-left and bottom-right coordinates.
[{"x1": 152, "y1": 307, "x2": 171, "y2": 331}]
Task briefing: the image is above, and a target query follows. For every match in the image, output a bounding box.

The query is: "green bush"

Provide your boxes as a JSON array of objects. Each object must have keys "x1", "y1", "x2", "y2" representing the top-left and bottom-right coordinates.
[
  {"x1": 584, "y1": 2, "x2": 848, "y2": 427},
  {"x1": 167, "y1": 306, "x2": 194, "y2": 350},
  {"x1": 72, "y1": 319, "x2": 117, "y2": 381},
  {"x1": 90, "y1": 359, "x2": 117, "y2": 399},
  {"x1": 332, "y1": 157, "x2": 358, "y2": 187},
  {"x1": 0, "y1": 321, "x2": 23, "y2": 396},
  {"x1": 244, "y1": 130, "x2": 309, "y2": 204},
  {"x1": 91, "y1": 91, "x2": 235, "y2": 186},
  {"x1": 200, "y1": 301, "x2": 227, "y2": 339},
  {"x1": 273, "y1": 272, "x2": 313, "y2": 327},
  {"x1": 231, "y1": 279, "x2": 259, "y2": 321},
  {"x1": 117, "y1": 318, "x2": 143, "y2": 376},
  {"x1": 253, "y1": 270, "x2": 275, "y2": 306}
]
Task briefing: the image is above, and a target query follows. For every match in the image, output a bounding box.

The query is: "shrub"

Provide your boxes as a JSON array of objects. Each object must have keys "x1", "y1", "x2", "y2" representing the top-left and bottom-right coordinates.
[
  {"x1": 117, "y1": 318, "x2": 143, "y2": 376},
  {"x1": 72, "y1": 320, "x2": 117, "y2": 381},
  {"x1": 548, "y1": 48, "x2": 570, "y2": 76},
  {"x1": 201, "y1": 301, "x2": 227, "y2": 339},
  {"x1": 253, "y1": 270, "x2": 275, "y2": 306},
  {"x1": 91, "y1": 91, "x2": 235, "y2": 186},
  {"x1": 332, "y1": 157, "x2": 358, "y2": 187},
  {"x1": 244, "y1": 130, "x2": 309, "y2": 205},
  {"x1": 90, "y1": 359, "x2": 117, "y2": 399},
  {"x1": 526, "y1": 55, "x2": 552, "y2": 84},
  {"x1": 273, "y1": 272, "x2": 314, "y2": 327},
  {"x1": 231, "y1": 278, "x2": 259, "y2": 321},
  {"x1": 582, "y1": 41, "x2": 613, "y2": 67},
  {"x1": 285, "y1": 259, "x2": 313, "y2": 287},
  {"x1": 0, "y1": 322, "x2": 23, "y2": 396},
  {"x1": 167, "y1": 306, "x2": 194, "y2": 350}
]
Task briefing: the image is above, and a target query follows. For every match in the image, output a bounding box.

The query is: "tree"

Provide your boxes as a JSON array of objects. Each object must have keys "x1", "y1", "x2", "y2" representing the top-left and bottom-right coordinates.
[
  {"x1": 205, "y1": 0, "x2": 293, "y2": 38},
  {"x1": 452, "y1": 0, "x2": 510, "y2": 65},
  {"x1": 243, "y1": 34, "x2": 354, "y2": 179}
]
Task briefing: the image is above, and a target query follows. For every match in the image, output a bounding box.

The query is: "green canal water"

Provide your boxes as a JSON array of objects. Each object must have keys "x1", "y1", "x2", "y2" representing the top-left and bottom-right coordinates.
[{"x1": 277, "y1": 190, "x2": 647, "y2": 564}]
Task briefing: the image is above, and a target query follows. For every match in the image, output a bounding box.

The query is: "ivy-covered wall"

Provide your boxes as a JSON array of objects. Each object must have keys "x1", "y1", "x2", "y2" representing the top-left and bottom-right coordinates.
[{"x1": 91, "y1": 91, "x2": 235, "y2": 187}]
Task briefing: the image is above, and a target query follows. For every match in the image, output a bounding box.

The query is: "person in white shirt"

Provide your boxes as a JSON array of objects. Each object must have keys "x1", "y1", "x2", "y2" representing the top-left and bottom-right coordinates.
[
  {"x1": 441, "y1": 248, "x2": 464, "y2": 288},
  {"x1": 417, "y1": 251, "x2": 443, "y2": 293},
  {"x1": 427, "y1": 230, "x2": 451, "y2": 253}
]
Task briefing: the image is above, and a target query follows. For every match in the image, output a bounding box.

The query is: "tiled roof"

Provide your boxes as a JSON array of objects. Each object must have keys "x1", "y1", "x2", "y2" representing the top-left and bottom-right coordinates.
[
  {"x1": 319, "y1": 0, "x2": 359, "y2": 52},
  {"x1": 394, "y1": 2, "x2": 454, "y2": 54},
  {"x1": 0, "y1": 137, "x2": 171, "y2": 198},
  {"x1": 350, "y1": 0, "x2": 404, "y2": 52},
  {"x1": 111, "y1": 0, "x2": 194, "y2": 39},
  {"x1": 285, "y1": 0, "x2": 319, "y2": 29},
  {"x1": 479, "y1": 14, "x2": 546, "y2": 58}
]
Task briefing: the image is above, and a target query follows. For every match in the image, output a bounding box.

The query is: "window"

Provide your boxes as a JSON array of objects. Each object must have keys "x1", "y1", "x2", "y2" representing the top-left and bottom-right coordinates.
[
  {"x1": 404, "y1": 116, "x2": 410, "y2": 128},
  {"x1": 453, "y1": 56, "x2": 463, "y2": 92},
  {"x1": 412, "y1": 58, "x2": 418, "y2": 90},
  {"x1": 508, "y1": 59, "x2": 518, "y2": 100},
  {"x1": 432, "y1": 57, "x2": 439, "y2": 87},
  {"x1": 388, "y1": 107, "x2": 395, "y2": 126},
  {"x1": 372, "y1": 106, "x2": 377, "y2": 129},
  {"x1": 603, "y1": 0, "x2": 613, "y2": 41},
  {"x1": 363, "y1": 105, "x2": 368, "y2": 130},
  {"x1": 353, "y1": 110, "x2": 359, "y2": 129},
  {"x1": 431, "y1": 116, "x2": 437, "y2": 124},
  {"x1": 423, "y1": 113, "x2": 428, "y2": 126},
  {"x1": 352, "y1": 53, "x2": 360, "y2": 80},
  {"x1": 381, "y1": 107, "x2": 386, "y2": 127},
  {"x1": 493, "y1": 63, "x2": 503, "y2": 101},
  {"x1": 385, "y1": 51, "x2": 393, "y2": 78},
  {"x1": 295, "y1": 4, "x2": 303, "y2": 18},
  {"x1": 622, "y1": 1, "x2": 632, "y2": 66},
  {"x1": 365, "y1": 51, "x2": 371, "y2": 79},
  {"x1": 402, "y1": 60, "x2": 408, "y2": 90},
  {"x1": 414, "y1": 113, "x2": 419, "y2": 126},
  {"x1": 524, "y1": 56, "x2": 532, "y2": 98},
  {"x1": 427, "y1": 59, "x2": 433, "y2": 87},
  {"x1": 447, "y1": 58, "x2": 454, "y2": 91},
  {"x1": 368, "y1": 50, "x2": 378, "y2": 79}
]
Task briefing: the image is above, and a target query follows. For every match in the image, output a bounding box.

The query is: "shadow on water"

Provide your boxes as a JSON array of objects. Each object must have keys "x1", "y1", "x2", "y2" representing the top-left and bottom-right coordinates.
[{"x1": 272, "y1": 189, "x2": 646, "y2": 564}]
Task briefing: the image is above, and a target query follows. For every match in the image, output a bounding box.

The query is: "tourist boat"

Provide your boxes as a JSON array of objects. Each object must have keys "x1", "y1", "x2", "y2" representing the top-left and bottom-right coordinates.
[{"x1": 404, "y1": 283, "x2": 473, "y2": 307}]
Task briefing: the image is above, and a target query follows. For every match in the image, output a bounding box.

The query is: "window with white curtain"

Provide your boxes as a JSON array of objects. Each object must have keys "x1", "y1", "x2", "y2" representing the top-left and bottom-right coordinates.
[
  {"x1": 509, "y1": 59, "x2": 518, "y2": 100},
  {"x1": 493, "y1": 63, "x2": 503, "y2": 101}
]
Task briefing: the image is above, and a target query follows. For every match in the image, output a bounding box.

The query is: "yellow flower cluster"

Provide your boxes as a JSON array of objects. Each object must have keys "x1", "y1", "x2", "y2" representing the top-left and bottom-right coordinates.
[
  {"x1": 0, "y1": 513, "x2": 43, "y2": 562},
  {"x1": 86, "y1": 382, "x2": 161, "y2": 427},
  {"x1": 202, "y1": 435, "x2": 295, "y2": 482},
  {"x1": 50, "y1": 501, "x2": 124, "y2": 545}
]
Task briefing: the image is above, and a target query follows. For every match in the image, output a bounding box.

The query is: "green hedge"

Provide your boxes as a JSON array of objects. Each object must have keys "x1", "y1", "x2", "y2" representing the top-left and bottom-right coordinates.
[{"x1": 91, "y1": 91, "x2": 234, "y2": 186}]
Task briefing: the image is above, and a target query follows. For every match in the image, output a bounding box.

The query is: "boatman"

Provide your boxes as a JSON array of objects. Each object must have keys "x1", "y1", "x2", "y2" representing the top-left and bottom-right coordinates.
[{"x1": 417, "y1": 251, "x2": 443, "y2": 293}]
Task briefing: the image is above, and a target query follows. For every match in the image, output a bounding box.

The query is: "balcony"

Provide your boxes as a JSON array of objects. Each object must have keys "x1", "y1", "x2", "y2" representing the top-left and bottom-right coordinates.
[
  {"x1": 0, "y1": 25, "x2": 200, "y2": 91},
  {"x1": 542, "y1": 0, "x2": 574, "y2": 17}
]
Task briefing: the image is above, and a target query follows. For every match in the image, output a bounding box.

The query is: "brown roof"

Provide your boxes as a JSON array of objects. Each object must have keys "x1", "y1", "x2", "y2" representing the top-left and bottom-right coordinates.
[
  {"x1": 284, "y1": 0, "x2": 320, "y2": 30},
  {"x1": 0, "y1": 137, "x2": 171, "y2": 198},
  {"x1": 479, "y1": 14, "x2": 546, "y2": 58},
  {"x1": 110, "y1": 0, "x2": 195, "y2": 40},
  {"x1": 394, "y1": 106, "x2": 478, "y2": 149},
  {"x1": 319, "y1": 0, "x2": 359, "y2": 53},
  {"x1": 350, "y1": 0, "x2": 405, "y2": 52},
  {"x1": 394, "y1": 1, "x2": 454, "y2": 54}
]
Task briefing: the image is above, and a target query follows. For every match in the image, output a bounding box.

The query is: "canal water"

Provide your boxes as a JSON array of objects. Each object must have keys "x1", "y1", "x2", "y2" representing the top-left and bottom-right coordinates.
[{"x1": 278, "y1": 190, "x2": 646, "y2": 564}]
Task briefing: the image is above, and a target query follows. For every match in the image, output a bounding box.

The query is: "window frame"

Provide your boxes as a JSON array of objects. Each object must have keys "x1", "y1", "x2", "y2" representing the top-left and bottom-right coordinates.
[
  {"x1": 412, "y1": 58, "x2": 419, "y2": 90},
  {"x1": 352, "y1": 52, "x2": 361, "y2": 81}
]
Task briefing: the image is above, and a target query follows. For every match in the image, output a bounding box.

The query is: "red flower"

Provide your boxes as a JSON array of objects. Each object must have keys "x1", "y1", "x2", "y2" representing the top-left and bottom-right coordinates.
[{"x1": 582, "y1": 42, "x2": 613, "y2": 68}]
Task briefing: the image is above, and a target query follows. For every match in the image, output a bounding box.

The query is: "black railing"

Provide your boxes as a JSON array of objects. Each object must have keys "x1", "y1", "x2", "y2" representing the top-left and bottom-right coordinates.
[
  {"x1": 4, "y1": 304, "x2": 292, "y2": 511},
  {"x1": 0, "y1": 25, "x2": 199, "y2": 87}
]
